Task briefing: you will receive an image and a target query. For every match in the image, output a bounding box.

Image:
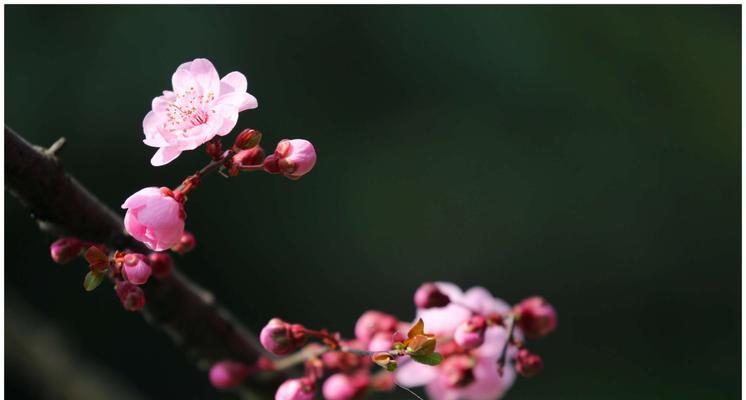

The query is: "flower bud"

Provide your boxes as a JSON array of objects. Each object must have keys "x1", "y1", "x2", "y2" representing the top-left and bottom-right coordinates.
[
  {"x1": 354, "y1": 311, "x2": 398, "y2": 343},
  {"x1": 205, "y1": 139, "x2": 223, "y2": 160},
  {"x1": 233, "y1": 128, "x2": 263, "y2": 150},
  {"x1": 322, "y1": 350, "x2": 362, "y2": 372},
  {"x1": 270, "y1": 139, "x2": 317, "y2": 180},
  {"x1": 260, "y1": 318, "x2": 307, "y2": 355},
  {"x1": 453, "y1": 316, "x2": 486, "y2": 350},
  {"x1": 515, "y1": 349, "x2": 543, "y2": 377},
  {"x1": 122, "y1": 253, "x2": 152, "y2": 285},
  {"x1": 322, "y1": 373, "x2": 369, "y2": 400},
  {"x1": 414, "y1": 283, "x2": 450, "y2": 309},
  {"x1": 275, "y1": 377, "x2": 316, "y2": 400},
  {"x1": 171, "y1": 231, "x2": 196, "y2": 254},
  {"x1": 115, "y1": 281, "x2": 145, "y2": 312},
  {"x1": 228, "y1": 147, "x2": 265, "y2": 176},
  {"x1": 121, "y1": 187, "x2": 185, "y2": 251},
  {"x1": 439, "y1": 354, "x2": 475, "y2": 388},
  {"x1": 209, "y1": 360, "x2": 250, "y2": 389},
  {"x1": 50, "y1": 237, "x2": 84, "y2": 264},
  {"x1": 514, "y1": 296, "x2": 558, "y2": 338},
  {"x1": 147, "y1": 252, "x2": 174, "y2": 279}
]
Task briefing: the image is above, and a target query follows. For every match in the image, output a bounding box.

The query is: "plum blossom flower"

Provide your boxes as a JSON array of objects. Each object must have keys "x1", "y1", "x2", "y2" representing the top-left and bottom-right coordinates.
[
  {"x1": 122, "y1": 253, "x2": 152, "y2": 285},
  {"x1": 121, "y1": 187, "x2": 185, "y2": 251},
  {"x1": 143, "y1": 58, "x2": 258, "y2": 166},
  {"x1": 263, "y1": 139, "x2": 317, "y2": 179},
  {"x1": 396, "y1": 283, "x2": 519, "y2": 400}
]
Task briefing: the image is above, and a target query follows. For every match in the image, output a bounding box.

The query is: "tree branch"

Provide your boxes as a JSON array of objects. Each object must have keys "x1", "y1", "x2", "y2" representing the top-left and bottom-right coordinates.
[{"x1": 5, "y1": 126, "x2": 281, "y2": 397}]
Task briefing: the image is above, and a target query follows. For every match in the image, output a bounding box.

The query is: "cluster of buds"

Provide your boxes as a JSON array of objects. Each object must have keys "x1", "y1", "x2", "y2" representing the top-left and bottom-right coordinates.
[
  {"x1": 48, "y1": 234, "x2": 185, "y2": 312},
  {"x1": 217, "y1": 282, "x2": 557, "y2": 400}
]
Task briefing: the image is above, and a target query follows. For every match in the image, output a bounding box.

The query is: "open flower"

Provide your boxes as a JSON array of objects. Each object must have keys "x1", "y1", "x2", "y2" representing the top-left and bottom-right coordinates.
[
  {"x1": 121, "y1": 187, "x2": 185, "y2": 251},
  {"x1": 396, "y1": 283, "x2": 519, "y2": 400},
  {"x1": 143, "y1": 58, "x2": 258, "y2": 166}
]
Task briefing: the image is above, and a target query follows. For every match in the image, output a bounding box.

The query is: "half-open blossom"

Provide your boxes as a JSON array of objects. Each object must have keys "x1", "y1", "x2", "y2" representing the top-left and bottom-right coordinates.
[
  {"x1": 275, "y1": 377, "x2": 315, "y2": 400},
  {"x1": 143, "y1": 58, "x2": 258, "y2": 166},
  {"x1": 209, "y1": 360, "x2": 250, "y2": 389},
  {"x1": 514, "y1": 296, "x2": 558, "y2": 339},
  {"x1": 453, "y1": 316, "x2": 487, "y2": 350},
  {"x1": 122, "y1": 187, "x2": 185, "y2": 251},
  {"x1": 263, "y1": 139, "x2": 317, "y2": 180},
  {"x1": 122, "y1": 253, "x2": 152, "y2": 285}
]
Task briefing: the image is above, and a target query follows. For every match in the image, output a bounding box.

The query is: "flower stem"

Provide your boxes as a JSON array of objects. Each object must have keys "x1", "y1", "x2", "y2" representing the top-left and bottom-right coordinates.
[{"x1": 497, "y1": 313, "x2": 516, "y2": 375}]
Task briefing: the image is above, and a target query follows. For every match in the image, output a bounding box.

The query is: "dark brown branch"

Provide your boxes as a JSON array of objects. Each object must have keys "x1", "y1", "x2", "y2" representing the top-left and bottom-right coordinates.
[{"x1": 5, "y1": 126, "x2": 281, "y2": 398}]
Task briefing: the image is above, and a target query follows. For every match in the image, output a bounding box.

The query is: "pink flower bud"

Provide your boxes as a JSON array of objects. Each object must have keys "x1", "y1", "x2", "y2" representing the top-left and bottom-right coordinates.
[
  {"x1": 367, "y1": 332, "x2": 394, "y2": 352},
  {"x1": 147, "y1": 252, "x2": 174, "y2": 279},
  {"x1": 275, "y1": 377, "x2": 316, "y2": 400},
  {"x1": 233, "y1": 128, "x2": 263, "y2": 150},
  {"x1": 439, "y1": 354, "x2": 475, "y2": 388},
  {"x1": 514, "y1": 296, "x2": 558, "y2": 338},
  {"x1": 270, "y1": 139, "x2": 317, "y2": 180},
  {"x1": 515, "y1": 349, "x2": 543, "y2": 377},
  {"x1": 122, "y1": 253, "x2": 152, "y2": 285},
  {"x1": 414, "y1": 282, "x2": 451, "y2": 309},
  {"x1": 354, "y1": 311, "x2": 398, "y2": 343},
  {"x1": 453, "y1": 316, "x2": 486, "y2": 350},
  {"x1": 260, "y1": 318, "x2": 306, "y2": 355},
  {"x1": 171, "y1": 231, "x2": 196, "y2": 254},
  {"x1": 322, "y1": 373, "x2": 367, "y2": 400},
  {"x1": 115, "y1": 281, "x2": 145, "y2": 312},
  {"x1": 50, "y1": 237, "x2": 84, "y2": 264},
  {"x1": 209, "y1": 360, "x2": 250, "y2": 389},
  {"x1": 121, "y1": 187, "x2": 185, "y2": 251},
  {"x1": 229, "y1": 146, "x2": 265, "y2": 176},
  {"x1": 322, "y1": 350, "x2": 362, "y2": 372}
]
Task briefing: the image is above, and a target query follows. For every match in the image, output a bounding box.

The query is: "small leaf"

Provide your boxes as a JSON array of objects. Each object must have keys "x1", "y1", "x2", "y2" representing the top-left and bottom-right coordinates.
[
  {"x1": 386, "y1": 361, "x2": 398, "y2": 372},
  {"x1": 83, "y1": 270, "x2": 104, "y2": 291},
  {"x1": 84, "y1": 246, "x2": 108, "y2": 265},
  {"x1": 406, "y1": 334, "x2": 436, "y2": 356},
  {"x1": 408, "y1": 318, "x2": 425, "y2": 338},
  {"x1": 411, "y1": 352, "x2": 443, "y2": 366}
]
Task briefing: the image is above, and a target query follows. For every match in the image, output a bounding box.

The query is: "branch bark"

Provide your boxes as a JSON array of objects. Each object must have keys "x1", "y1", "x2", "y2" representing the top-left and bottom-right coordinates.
[{"x1": 5, "y1": 126, "x2": 280, "y2": 398}]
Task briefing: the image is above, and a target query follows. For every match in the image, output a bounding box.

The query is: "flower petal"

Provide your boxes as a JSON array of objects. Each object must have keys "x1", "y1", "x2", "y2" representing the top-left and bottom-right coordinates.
[
  {"x1": 171, "y1": 68, "x2": 196, "y2": 93},
  {"x1": 220, "y1": 71, "x2": 247, "y2": 93},
  {"x1": 188, "y1": 58, "x2": 220, "y2": 95},
  {"x1": 151, "y1": 146, "x2": 182, "y2": 166},
  {"x1": 395, "y1": 359, "x2": 439, "y2": 387}
]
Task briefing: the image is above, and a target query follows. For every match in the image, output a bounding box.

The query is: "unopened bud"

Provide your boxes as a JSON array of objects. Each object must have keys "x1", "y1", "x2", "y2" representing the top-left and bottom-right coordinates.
[
  {"x1": 453, "y1": 316, "x2": 486, "y2": 350},
  {"x1": 115, "y1": 281, "x2": 145, "y2": 311},
  {"x1": 322, "y1": 373, "x2": 370, "y2": 400},
  {"x1": 209, "y1": 360, "x2": 250, "y2": 389},
  {"x1": 515, "y1": 349, "x2": 543, "y2": 377},
  {"x1": 263, "y1": 154, "x2": 281, "y2": 174},
  {"x1": 50, "y1": 237, "x2": 83, "y2": 264},
  {"x1": 147, "y1": 252, "x2": 174, "y2": 279},
  {"x1": 171, "y1": 231, "x2": 196, "y2": 254},
  {"x1": 514, "y1": 296, "x2": 558, "y2": 338},
  {"x1": 275, "y1": 377, "x2": 316, "y2": 400},
  {"x1": 414, "y1": 283, "x2": 451, "y2": 309},
  {"x1": 233, "y1": 128, "x2": 262, "y2": 150},
  {"x1": 260, "y1": 318, "x2": 307, "y2": 355},
  {"x1": 272, "y1": 139, "x2": 317, "y2": 180},
  {"x1": 206, "y1": 139, "x2": 223, "y2": 160},
  {"x1": 354, "y1": 310, "x2": 398, "y2": 342},
  {"x1": 322, "y1": 349, "x2": 362, "y2": 372},
  {"x1": 229, "y1": 146, "x2": 265, "y2": 176},
  {"x1": 439, "y1": 354, "x2": 475, "y2": 388}
]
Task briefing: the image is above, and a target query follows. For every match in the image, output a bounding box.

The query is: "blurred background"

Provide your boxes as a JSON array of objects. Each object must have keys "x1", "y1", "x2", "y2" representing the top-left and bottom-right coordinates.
[{"x1": 5, "y1": 5, "x2": 740, "y2": 399}]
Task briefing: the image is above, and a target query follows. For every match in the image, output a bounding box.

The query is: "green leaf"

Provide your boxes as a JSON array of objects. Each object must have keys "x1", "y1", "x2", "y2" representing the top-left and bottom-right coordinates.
[
  {"x1": 411, "y1": 352, "x2": 443, "y2": 366},
  {"x1": 83, "y1": 270, "x2": 104, "y2": 291},
  {"x1": 386, "y1": 361, "x2": 398, "y2": 372}
]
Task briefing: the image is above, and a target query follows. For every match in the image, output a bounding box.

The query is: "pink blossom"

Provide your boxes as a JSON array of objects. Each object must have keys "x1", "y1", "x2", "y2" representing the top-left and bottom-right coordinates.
[
  {"x1": 264, "y1": 139, "x2": 317, "y2": 179},
  {"x1": 209, "y1": 360, "x2": 250, "y2": 389},
  {"x1": 122, "y1": 253, "x2": 152, "y2": 285},
  {"x1": 367, "y1": 332, "x2": 394, "y2": 352},
  {"x1": 121, "y1": 187, "x2": 185, "y2": 251},
  {"x1": 396, "y1": 283, "x2": 518, "y2": 400},
  {"x1": 275, "y1": 378, "x2": 315, "y2": 400},
  {"x1": 354, "y1": 310, "x2": 398, "y2": 343},
  {"x1": 143, "y1": 58, "x2": 258, "y2": 166},
  {"x1": 322, "y1": 373, "x2": 369, "y2": 400}
]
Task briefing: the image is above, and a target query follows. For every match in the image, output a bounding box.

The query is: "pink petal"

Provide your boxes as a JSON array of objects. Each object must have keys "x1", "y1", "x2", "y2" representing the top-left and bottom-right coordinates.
[
  {"x1": 220, "y1": 71, "x2": 247, "y2": 93},
  {"x1": 212, "y1": 103, "x2": 239, "y2": 136},
  {"x1": 395, "y1": 359, "x2": 439, "y2": 387},
  {"x1": 462, "y1": 287, "x2": 511, "y2": 316},
  {"x1": 124, "y1": 210, "x2": 147, "y2": 241},
  {"x1": 151, "y1": 146, "x2": 182, "y2": 166},
  {"x1": 215, "y1": 92, "x2": 257, "y2": 112},
  {"x1": 143, "y1": 112, "x2": 169, "y2": 147},
  {"x1": 121, "y1": 187, "x2": 162, "y2": 209},
  {"x1": 171, "y1": 68, "x2": 196, "y2": 93},
  {"x1": 188, "y1": 58, "x2": 220, "y2": 95}
]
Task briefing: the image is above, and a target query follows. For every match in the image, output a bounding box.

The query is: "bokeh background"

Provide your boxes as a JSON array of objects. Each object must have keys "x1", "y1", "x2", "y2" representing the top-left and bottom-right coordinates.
[{"x1": 5, "y1": 5, "x2": 740, "y2": 399}]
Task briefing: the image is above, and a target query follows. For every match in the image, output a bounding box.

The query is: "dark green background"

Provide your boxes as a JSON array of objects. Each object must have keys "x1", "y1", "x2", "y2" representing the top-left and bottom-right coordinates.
[{"x1": 5, "y1": 5, "x2": 740, "y2": 399}]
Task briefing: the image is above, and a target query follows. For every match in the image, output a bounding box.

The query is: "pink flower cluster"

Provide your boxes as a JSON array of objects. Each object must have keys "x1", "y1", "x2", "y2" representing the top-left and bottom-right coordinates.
[{"x1": 207, "y1": 282, "x2": 556, "y2": 400}]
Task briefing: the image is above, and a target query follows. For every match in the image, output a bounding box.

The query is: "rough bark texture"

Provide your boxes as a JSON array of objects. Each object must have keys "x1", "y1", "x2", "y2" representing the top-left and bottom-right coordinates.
[{"x1": 5, "y1": 126, "x2": 280, "y2": 398}]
